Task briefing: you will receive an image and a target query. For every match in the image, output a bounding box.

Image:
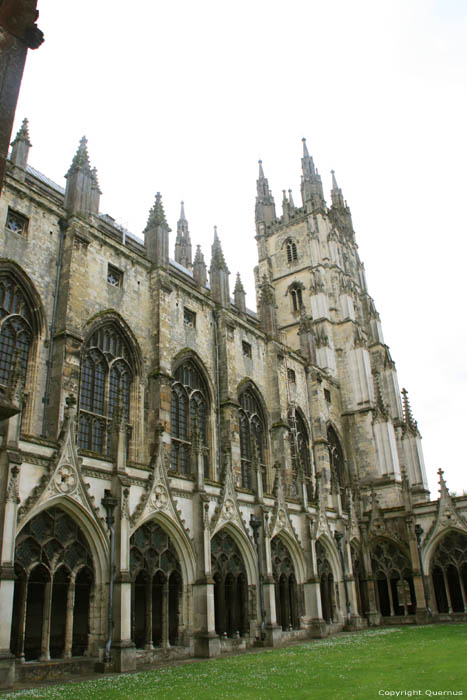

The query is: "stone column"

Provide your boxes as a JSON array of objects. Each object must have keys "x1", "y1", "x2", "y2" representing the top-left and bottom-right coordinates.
[
  {"x1": 144, "y1": 580, "x2": 153, "y2": 649},
  {"x1": 63, "y1": 576, "x2": 75, "y2": 659},
  {"x1": 40, "y1": 579, "x2": 53, "y2": 661},
  {"x1": 193, "y1": 498, "x2": 220, "y2": 658},
  {"x1": 442, "y1": 569, "x2": 453, "y2": 613}
]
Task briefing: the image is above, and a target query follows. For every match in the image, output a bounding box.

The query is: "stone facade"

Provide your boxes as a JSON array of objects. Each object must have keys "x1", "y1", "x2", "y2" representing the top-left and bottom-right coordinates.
[{"x1": 0, "y1": 128, "x2": 465, "y2": 688}]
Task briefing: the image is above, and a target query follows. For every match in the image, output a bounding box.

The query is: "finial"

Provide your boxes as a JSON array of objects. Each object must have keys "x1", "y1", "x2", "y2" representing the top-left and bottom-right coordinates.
[
  {"x1": 234, "y1": 272, "x2": 245, "y2": 293},
  {"x1": 302, "y1": 137, "x2": 309, "y2": 158},
  {"x1": 180, "y1": 200, "x2": 186, "y2": 219},
  {"x1": 401, "y1": 388, "x2": 417, "y2": 431},
  {"x1": 12, "y1": 118, "x2": 32, "y2": 146},
  {"x1": 258, "y1": 159, "x2": 265, "y2": 179},
  {"x1": 331, "y1": 169, "x2": 338, "y2": 190},
  {"x1": 194, "y1": 244, "x2": 204, "y2": 263},
  {"x1": 144, "y1": 191, "x2": 169, "y2": 232},
  {"x1": 66, "y1": 135, "x2": 91, "y2": 176},
  {"x1": 288, "y1": 189, "x2": 295, "y2": 208}
]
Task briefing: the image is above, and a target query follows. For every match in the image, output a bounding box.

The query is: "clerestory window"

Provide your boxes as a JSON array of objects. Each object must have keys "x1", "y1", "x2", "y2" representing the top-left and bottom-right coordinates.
[
  {"x1": 78, "y1": 323, "x2": 133, "y2": 456},
  {"x1": 239, "y1": 388, "x2": 267, "y2": 491},
  {"x1": 170, "y1": 360, "x2": 209, "y2": 477},
  {"x1": 0, "y1": 275, "x2": 33, "y2": 388}
]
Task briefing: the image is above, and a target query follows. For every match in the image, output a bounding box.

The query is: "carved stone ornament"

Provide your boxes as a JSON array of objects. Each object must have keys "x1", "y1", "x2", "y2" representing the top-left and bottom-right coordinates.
[
  {"x1": 6, "y1": 465, "x2": 20, "y2": 504},
  {"x1": 269, "y1": 463, "x2": 301, "y2": 545},
  {"x1": 130, "y1": 437, "x2": 192, "y2": 550},
  {"x1": 210, "y1": 452, "x2": 251, "y2": 541},
  {"x1": 17, "y1": 395, "x2": 106, "y2": 537},
  {"x1": 367, "y1": 490, "x2": 390, "y2": 540},
  {"x1": 311, "y1": 472, "x2": 333, "y2": 541}
]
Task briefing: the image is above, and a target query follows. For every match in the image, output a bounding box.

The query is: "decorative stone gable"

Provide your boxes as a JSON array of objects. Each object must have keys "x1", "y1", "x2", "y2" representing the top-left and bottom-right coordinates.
[
  {"x1": 311, "y1": 472, "x2": 333, "y2": 540},
  {"x1": 270, "y1": 462, "x2": 301, "y2": 544},
  {"x1": 210, "y1": 451, "x2": 251, "y2": 541},
  {"x1": 17, "y1": 396, "x2": 106, "y2": 535},
  {"x1": 424, "y1": 469, "x2": 467, "y2": 547}
]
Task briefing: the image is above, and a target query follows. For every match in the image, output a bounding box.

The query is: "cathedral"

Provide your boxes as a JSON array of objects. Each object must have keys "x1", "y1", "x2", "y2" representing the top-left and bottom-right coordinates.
[{"x1": 0, "y1": 119, "x2": 465, "y2": 689}]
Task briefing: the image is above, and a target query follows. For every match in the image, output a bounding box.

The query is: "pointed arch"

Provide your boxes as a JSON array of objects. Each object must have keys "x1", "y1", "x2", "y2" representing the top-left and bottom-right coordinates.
[
  {"x1": 289, "y1": 406, "x2": 313, "y2": 502},
  {"x1": 426, "y1": 528, "x2": 467, "y2": 614},
  {"x1": 369, "y1": 537, "x2": 415, "y2": 617},
  {"x1": 0, "y1": 259, "x2": 46, "y2": 338},
  {"x1": 83, "y1": 310, "x2": 143, "y2": 375},
  {"x1": 172, "y1": 349, "x2": 214, "y2": 404},
  {"x1": 272, "y1": 530, "x2": 306, "y2": 583},
  {"x1": 424, "y1": 526, "x2": 467, "y2": 573},
  {"x1": 212, "y1": 522, "x2": 258, "y2": 587},
  {"x1": 129, "y1": 511, "x2": 196, "y2": 584}
]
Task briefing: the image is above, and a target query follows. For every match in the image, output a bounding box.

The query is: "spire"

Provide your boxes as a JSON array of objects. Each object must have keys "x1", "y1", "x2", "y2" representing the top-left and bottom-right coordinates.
[
  {"x1": 209, "y1": 227, "x2": 230, "y2": 306},
  {"x1": 300, "y1": 137, "x2": 325, "y2": 210},
  {"x1": 288, "y1": 189, "x2": 295, "y2": 209},
  {"x1": 255, "y1": 159, "x2": 276, "y2": 227},
  {"x1": 330, "y1": 169, "x2": 345, "y2": 208},
  {"x1": 210, "y1": 226, "x2": 229, "y2": 271},
  {"x1": 144, "y1": 192, "x2": 170, "y2": 267},
  {"x1": 234, "y1": 272, "x2": 246, "y2": 314},
  {"x1": 10, "y1": 118, "x2": 32, "y2": 172},
  {"x1": 193, "y1": 244, "x2": 207, "y2": 287},
  {"x1": 64, "y1": 136, "x2": 99, "y2": 216},
  {"x1": 174, "y1": 200, "x2": 192, "y2": 269}
]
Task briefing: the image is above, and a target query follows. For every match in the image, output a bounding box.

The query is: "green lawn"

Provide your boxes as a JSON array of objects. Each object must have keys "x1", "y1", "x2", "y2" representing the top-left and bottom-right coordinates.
[{"x1": 3, "y1": 625, "x2": 466, "y2": 700}]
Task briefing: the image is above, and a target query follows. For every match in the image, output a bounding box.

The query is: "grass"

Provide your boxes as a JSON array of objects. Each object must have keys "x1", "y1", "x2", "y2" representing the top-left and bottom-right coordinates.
[{"x1": 2, "y1": 625, "x2": 466, "y2": 700}]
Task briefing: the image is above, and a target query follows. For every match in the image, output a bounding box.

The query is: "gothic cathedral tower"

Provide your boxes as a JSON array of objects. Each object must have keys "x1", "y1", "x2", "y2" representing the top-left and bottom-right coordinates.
[{"x1": 254, "y1": 139, "x2": 429, "y2": 508}]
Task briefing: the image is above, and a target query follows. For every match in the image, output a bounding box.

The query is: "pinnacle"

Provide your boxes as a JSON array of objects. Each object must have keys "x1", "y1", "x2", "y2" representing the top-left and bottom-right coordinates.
[
  {"x1": 66, "y1": 135, "x2": 91, "y2": 176},
  {"x1": 179, "y1": 200, "x2": 186, "y2": 221},
  {"x1": 210, "y1": 227, "x2": 229, "y2": 271},
  {"x1": 258, "y1": 160, "x2": 265, "y2": 179},
  {"x1": 302, "y1": 137, "x2": 309, "y2": 158},
  {"x1": 234, "y1": 272, "x2": 245, "y2": 293},
  {"x1": 331, "y1": 169, "x2": 339, "y2": 190},
  {"x1": 12, "y1": 118, "x2": 32, "y2": 146},
  {"x1": 194, "y1": 244, "x2": 205, "y2": 264},
  {"x1": 144, "y1": 191, "x2": 168, "y2": 231}
]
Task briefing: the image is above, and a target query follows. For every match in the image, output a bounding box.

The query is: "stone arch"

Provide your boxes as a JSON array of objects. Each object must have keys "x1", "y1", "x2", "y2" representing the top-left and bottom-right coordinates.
[
  {"x1": 211, "y1": 526, "x2": 252, "y2": 637},
  {"x1": 212, "y1": 522, "x2": 257, "y2": 587},
  {"x1": 11, "y1": 504, "x2": 100, "y2": 661},
  {"x1": 272, "y1": 529, "x2": 306, "y2": 583},
  {"x1": 426, "y1": 528, "x2": 467, "y2": 614},
  {"x1": 129, "y1": 517, "x2": 187, "y2": 648},
  {"x1": 350, "y1": 539, "x2": 368, "y2": 616},
  {"x1": 370, "y1": 537, "x2": 415, "y2": 617},
  {"x1": 316, "y1": 536, "x2": 340, "y2": 623},
  {"x1": 130, "y1": 511, "x2": 195, "y2": 585},
  {"x1": 270, "y1": 535, "x2": 302, "y2": 630},
  {"x1": 17, "y1": 496, "x2": 107, "y2": 585},
  {"x1": 0, "y1": 259, "x2": 47, "y2": 338},
  {"x1": 423, "y1": 526, "x2": 467, "y2": 573}
]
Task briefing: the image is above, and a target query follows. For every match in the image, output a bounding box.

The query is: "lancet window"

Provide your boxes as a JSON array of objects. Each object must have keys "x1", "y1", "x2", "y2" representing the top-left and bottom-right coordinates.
[
  {"x1": 286, "y1": 239, "x2": 298, "y2": 263},
  {"x1": 271, "y1": 537, "x2": 300, "y2": 630},
  {"x1": 78, "y1": 323, "x2": 133, "y2": 456},
  {"x1": 327, "y1": 426, "x2": 349, "y2": 510},
  {"x1": 0, "y1": 275, "x2": 34, "y2": 388},
  {"x1": 430, "y1": 531, "x2": 467, "y2": 614},
  {"x1": 289, "y1": 284, "x2": 303, "y2": 312},
  {"x1": 370, "y1": 539, "x2": 415, "y2": 617},
  {"x1": 317, "y1": 539, "x2": 336, "y2": 624},
  {"x1": 238, "y1": 387, "x2": 267, "y2": 492},
  {"x1": 211, "y1": 530, "x2": 248, "y2": 638},
  {"x1": 170, "y1": 359, "x2": 210, "y2": 476},
  {"x1": 289, "y1": 409, "x2": 313, "y2": 501},
  {"x1": 10, "y1": 507, "x2": 94, "y2": 661},
  {"x1": 130, "y1": 521, "x2": 182, "y2": 648}
]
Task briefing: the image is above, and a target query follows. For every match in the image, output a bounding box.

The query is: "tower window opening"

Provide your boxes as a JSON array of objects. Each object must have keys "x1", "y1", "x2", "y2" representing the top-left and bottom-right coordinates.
[
  {"x1": 286, "y1": 239, "x2": 298, "y2": 263},
  {"x1": 290, "y1": 286, "x2": 303, "y2": 312}
]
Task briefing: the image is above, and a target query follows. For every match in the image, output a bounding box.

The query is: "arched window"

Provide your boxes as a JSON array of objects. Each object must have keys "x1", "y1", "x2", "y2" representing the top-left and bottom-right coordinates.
[
  {"x1": 239, "y1": 387, "x2": 267, "y2": 492},
  {"x1": 78, "y1": 323, "x2": 134, "y2": 456},
  {"x1": 370, "y1": 539, "x2": 415, "y2": 617},
  {"x1": 327, "y1": 426, "x2": 348, "y2": 510},
  {"x1": 289, "y1": 284, "x2": 303, "y2": 312},
  {"x1": 10, "y1": 507, "x2": 94, "y2": 661},
  {"x1": 0, "y1": 275, "x2": 34, "y2": 388},
  {"x1": 130, "y1": 521, "x2": 182, "y2": 648},
  {"x1": 211, "y1": 529, "x2": 248, "y2": 637},
  {"x1": 430, "y1": 531, "x2": 467, "y2": 614},
  {"x1": 171, "y1": 359, "x2": 210, "y2": 476},
  {"x1": 285, "y1": 239, "x2": 298, "y2": 263},
  {"x1": 289, "y1": 409, "x2": 313, "y2": 501}
]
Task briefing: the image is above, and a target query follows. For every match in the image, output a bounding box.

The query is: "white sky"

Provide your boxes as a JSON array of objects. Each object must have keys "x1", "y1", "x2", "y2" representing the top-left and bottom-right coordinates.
[{"x1": 12, "y1": 0, "x2": 467, "y2": 498}]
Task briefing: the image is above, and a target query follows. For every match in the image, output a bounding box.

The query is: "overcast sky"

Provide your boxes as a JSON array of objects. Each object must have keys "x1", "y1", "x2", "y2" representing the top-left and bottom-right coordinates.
[{"x1": 12, "y1": 0, "x2": 467, "y2": 498}]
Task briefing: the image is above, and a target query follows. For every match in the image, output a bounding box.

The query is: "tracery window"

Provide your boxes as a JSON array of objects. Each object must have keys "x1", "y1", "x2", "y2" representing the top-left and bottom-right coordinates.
[
  {"x1": 130, "y1": 521, "x2": 182, "y2": 648},
  {"x1": 211, "y1": 529, "x2": 248, "y2": 637},
  {"x1": 327, "y1": 426, "x2": 348, "y2": 510},
  {"x1": 78, "y1": 323, "x2": 133, "y2": 456},
  {"x1": 0, "y1": 276, "x2": 34, "y2": 388},
  {"x1": 271, "y1": 537, "x2": 300, "y2": 630},
  {"x1": 10, "y1": 507, "x2": 94, "y2": 661},
  {"x1": 239, "y1": 387, "x2": 267, "y2": 492},
  {"x1": 430, "y1": 531, "x2": 467, "y2": 614},
  {"x1": 289, "y1": 409, "x2": 313, "y2": 501},
  {"x1": 370, "y1": 539, "x2": 415, "y2": 617},
  {"x1": 285, "y1": 239, "x2": 298, "y2": 263},
  {"x1": 289, "y1": 285, "x2": 303, "y2": 312},
  {"x1": 170, "y1": 359, "x2": 210, "y2": 476}
]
